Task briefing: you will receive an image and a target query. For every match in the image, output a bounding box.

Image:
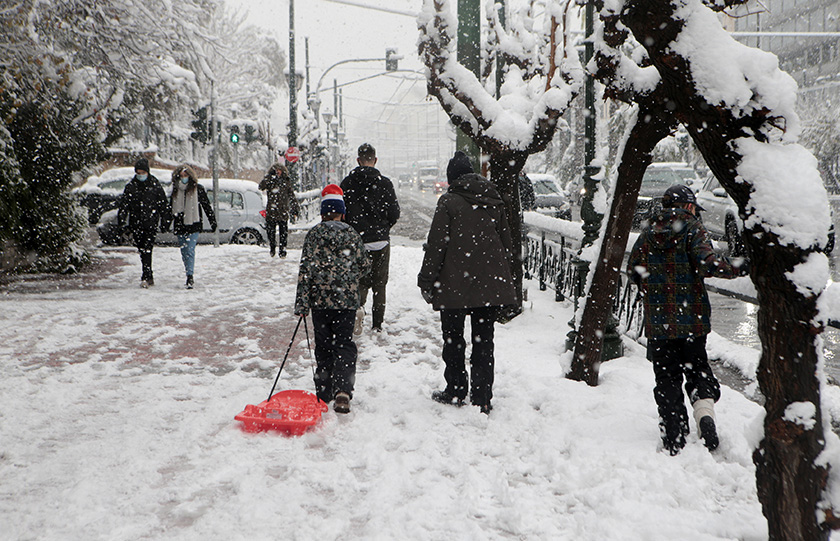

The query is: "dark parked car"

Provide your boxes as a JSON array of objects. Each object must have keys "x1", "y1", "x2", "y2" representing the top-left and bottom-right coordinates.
[
  {"x1": 73, "y1": 167, "x2": 172, "y2": 224},
  {"x1": 526, "y1": 173, "x2": 572, "y2": 220},
  {"x1": 632, "y1": 165, "x2": 685, "y2": 229}
]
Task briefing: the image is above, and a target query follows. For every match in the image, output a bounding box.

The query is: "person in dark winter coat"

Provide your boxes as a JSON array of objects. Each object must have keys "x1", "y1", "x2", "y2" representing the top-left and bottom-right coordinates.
[
  {"x1": 627, "y1": 184, "x2": 749, "y2": 455},
  {"x1": 417, "y1": 151, "x2": 518, "y2": 414},
  {"x1": 259, "y1": 163, "x2": 300, "y2": 258},
  {"x1": 340, "y1": 143, "x2": 400, "y2": 333},
  {"x1": 168, "y1": 165, "x2": 216, "y2": 289},
  {"x1": 294, "y1": 184, "x2": 370, "y2": 414},
  {"x1": 118, "y1": 158, "x2": 171, "y2": 288}
]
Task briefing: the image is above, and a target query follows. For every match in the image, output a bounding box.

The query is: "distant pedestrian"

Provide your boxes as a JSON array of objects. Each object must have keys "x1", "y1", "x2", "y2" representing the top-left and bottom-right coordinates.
[
  {"x1": 417, "y1": 151, "x2": 518, "y2": 415},
  {"x1": 340, "y1": 143, "x2": 400, "y2": 333},
  {"x1": 294, "y1": 184, "x2": 370, "y2": 414},
  {"x1": 117, "y1": 158, "x2": 171, "y2": 288},
  {"x1": 259, "y1": 163, "x2": 300, "y2": 258},
  {"x1": 168, "y1": 165, "x2": 216, "y2": 289},
  {"x1": 628, "y1": 184, "x2": 749, "y2": 455}
]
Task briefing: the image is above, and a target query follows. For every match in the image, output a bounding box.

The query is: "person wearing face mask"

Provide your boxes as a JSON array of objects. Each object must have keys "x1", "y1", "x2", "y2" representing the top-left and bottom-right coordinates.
[
  {"x1": 117, "y1": 158, "x2": 171, "y2": 288},
  {"x1": 168, "y1": 165, "x2": 216, "y2": 289}
]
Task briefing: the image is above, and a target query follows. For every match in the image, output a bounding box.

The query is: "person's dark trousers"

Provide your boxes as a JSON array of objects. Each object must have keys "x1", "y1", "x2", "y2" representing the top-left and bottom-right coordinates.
[
  {"x1": 647, "y1": 335, "x2": 721, "y2": 445},
  {"x1": 133, "y1": 229, "x2": 157, "y2": 282},
  {"x1": 311, "y1": 309, "x2": 357, "y2": 402},
  {"x1": 439, "y1": 307, "x2": 496, "y2": 407},
  {"x1": 265, "y1": 219, "x2": 289, "y2": 255},
  {"x1": 360, "y1": 244, "x2": 390, "y2": 329}
]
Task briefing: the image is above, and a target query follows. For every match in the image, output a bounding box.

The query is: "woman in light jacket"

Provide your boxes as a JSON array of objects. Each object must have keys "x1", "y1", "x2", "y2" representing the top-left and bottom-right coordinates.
[{"x1": 169, "y1": 165, "x2": 216, "y2": 289}]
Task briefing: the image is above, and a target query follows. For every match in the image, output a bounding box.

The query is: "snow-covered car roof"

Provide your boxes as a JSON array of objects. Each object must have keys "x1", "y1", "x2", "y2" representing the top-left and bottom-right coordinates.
[
  {"x1": 74, "y1": 167, "x2": 172, "y2": 194},
  {"x1": 526, "y1": 173, "x2": 560, "y2": 184},
  {"x1": 197, "y1": 178, "x2": 261, "y2": 193}
]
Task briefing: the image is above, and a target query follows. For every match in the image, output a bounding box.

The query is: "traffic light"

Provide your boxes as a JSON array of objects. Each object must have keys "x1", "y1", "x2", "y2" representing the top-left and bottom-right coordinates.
[
  {"x1": 190, "y1": 106, "x2": 209, "y2": 144},
  {"x1": 229, "y1": 125, "x2": 240, "y2": 144},
  {"x1": 243, "y1": 124, "x2": 257, "y2": 144},
  {"x1": 385, "y1": 48, "x2": 399, "y2": 72}
]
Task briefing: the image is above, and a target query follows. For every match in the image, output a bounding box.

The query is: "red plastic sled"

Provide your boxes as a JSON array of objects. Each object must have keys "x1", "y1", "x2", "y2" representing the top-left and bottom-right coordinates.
[{"x1": 235, "y1": 390, "x2": 328, "y2": 435}]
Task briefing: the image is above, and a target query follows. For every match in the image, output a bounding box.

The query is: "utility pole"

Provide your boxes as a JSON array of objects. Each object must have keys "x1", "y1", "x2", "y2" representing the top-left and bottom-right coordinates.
[
  {"x1": 210, "y1": 80, "x2": 220, "y2": 248},
  {"x1": 457, "y1": 0, "x2": 481, "y2": 169},
  {"x1": 288, "y1": 0, "x2": 299, "y2": 189}
]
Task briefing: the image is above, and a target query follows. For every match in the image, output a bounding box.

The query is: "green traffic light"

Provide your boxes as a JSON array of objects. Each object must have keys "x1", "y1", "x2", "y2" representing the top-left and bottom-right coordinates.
[{"x1": 230, "y1": 133, "x2": 240, "y2": 144}]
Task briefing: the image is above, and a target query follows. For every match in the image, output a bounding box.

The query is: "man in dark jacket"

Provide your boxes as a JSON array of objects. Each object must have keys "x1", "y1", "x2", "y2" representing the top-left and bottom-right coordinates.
[
  {"x1": 418, "y1": 151, "x2": 518, "y2": 414},
  {"x1": 628, "y1": 184, "x2": 748, "y2": 455},
  {"x1": 340, "y1": 143, "x2": 400, "y2": 332},
  {"x1": 118, "y1": 158, "x2": 171, "y2": 288},
  {"x1": 259, "y1": 163, "x2": 300, "y2": 258}
]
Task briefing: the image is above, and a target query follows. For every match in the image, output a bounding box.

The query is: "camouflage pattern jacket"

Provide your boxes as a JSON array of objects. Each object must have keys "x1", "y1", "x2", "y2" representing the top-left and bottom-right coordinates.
[
  {"x1": 627, "y1": 208, "x2": 744, "y2": 339},
  {"x1": 294, "y1": 220, "x2": 371, "y2": 315}
]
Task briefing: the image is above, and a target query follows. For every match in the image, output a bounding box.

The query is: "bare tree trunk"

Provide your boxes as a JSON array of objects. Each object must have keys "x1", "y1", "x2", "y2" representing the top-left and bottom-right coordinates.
[
  {"x1": 693, "y1": 129, "x2": 831, "y2": 540},
  {"x1": 487, "y1": 149, "x2": 528, "y2": 314},
  {"x1": 568, "y1": 105, "x2": 675, "y2": 384}
]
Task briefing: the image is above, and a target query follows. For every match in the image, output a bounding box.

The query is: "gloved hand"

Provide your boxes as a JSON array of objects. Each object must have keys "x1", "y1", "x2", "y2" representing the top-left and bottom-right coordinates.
[
  {"x1": 735, "y1": 258, "x2": 750, "y2": 276},
  {"x1": 210, "y1": 222, "x2": 217, "y2": 233},
  {"x1": 420, "y1": 288, "x2": 434, "y2": 305}
]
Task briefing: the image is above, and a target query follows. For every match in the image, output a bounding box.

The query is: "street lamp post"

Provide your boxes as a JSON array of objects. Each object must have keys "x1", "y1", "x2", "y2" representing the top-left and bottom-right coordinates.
[
  {"x1": 288, "y1": 0, "x2": 299, "y2": 188},
  {"x1": 322, "y1": 111, "x2": 334, "y2": 183}
]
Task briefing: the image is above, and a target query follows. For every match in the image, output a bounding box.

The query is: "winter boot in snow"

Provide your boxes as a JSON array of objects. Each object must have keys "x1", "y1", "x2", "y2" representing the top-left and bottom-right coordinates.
[
  {"x1": 186, "y1": 275, "x2": 194, "y2": 289},
  {"x1": 432, "y1": 389, "x2": 465, "y2": 407},
  {"x1": 693, "y1": 398, "x2": 719, "y2": 451},
  {"x1": 334, "y1": 392, "x2": 351, "y2": 414}
]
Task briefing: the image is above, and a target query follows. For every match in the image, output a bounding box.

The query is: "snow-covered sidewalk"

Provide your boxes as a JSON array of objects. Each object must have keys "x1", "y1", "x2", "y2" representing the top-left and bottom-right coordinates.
[{"x1": 0, "y1": 242, "x2": 786, "y2": 539}]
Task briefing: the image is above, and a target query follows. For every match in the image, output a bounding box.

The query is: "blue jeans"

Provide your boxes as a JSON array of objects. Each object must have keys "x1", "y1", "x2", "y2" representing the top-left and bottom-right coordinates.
[{"x1": 177, "y1": 232, "x2": 199, "y2": 276}]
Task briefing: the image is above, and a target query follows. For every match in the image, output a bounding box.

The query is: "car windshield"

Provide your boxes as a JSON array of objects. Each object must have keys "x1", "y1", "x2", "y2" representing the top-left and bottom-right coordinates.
[
  {"x1": 99, "y1": 179, "x2": 131, "y2": 191},
  {"x1": 533, "y1": 180, "x2": 560, "y2": 195},
  {"x1": 419, "y1": 167, "x2": 438, "y2": 177},
  {"x1": 640, "y1": 169, "x2": 683, "y2": 196}
]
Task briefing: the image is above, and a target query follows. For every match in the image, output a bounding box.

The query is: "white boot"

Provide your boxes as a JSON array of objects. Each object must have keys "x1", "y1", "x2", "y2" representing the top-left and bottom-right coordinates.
[
  {"x1": 693, "y1": 398, "x2": 716, "y2": 429},
  {"x1": 693, "y1": 398, "x2": 719, "y2": 451}
]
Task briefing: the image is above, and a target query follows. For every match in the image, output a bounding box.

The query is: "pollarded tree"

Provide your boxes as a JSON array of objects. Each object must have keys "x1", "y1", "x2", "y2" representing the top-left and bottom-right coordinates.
[
  {"x1": 569, "y1": 0, "x2": 840, "y2": 537},
  {"x1": 418, "y1": 0, "x2": 584, "y2": 307}
]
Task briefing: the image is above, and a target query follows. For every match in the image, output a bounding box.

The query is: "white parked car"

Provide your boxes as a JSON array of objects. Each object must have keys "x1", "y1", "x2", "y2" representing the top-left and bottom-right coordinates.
[
  {"x1": 695, "y1": 174, "x2": 835, "y2": 255},
  {"x1": 97, "y1": 178, "x2": 267, "y2": 246}
]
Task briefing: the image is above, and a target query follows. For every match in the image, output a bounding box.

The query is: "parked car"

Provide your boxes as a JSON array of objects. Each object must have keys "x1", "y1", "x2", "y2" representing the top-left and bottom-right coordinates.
[
  {"x1": 73, "y1": 167, "x2": 172, "y2": 224},
  {"x1": 650, "y1": 162, "x2": 703, "y2": 191},
  {"x1": 633, "y1": 164, "x2": 686, "y2": 229},
  {"x1": 433, "y1": 178, "x2": 449, "y2": 194},
  {"x1": 695, "y1": 174, "x2": 835, "y2": 255},
  {"x1": 97, "y1": 178, "x2": 266, "y2": 246},
  {"x1": 526, "y1": 173, "x2": 573, "y2": 220}
]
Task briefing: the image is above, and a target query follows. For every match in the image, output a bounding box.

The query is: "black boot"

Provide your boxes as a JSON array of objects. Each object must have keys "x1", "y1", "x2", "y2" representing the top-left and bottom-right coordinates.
[
  {"x1": 432, "y1": 389, "x2": 465, "y2": 406},
  {"x1": 185, "y1": 275, "x2": 194, "y2": 289},
  {"x1": 699, "y1": 416, "x2": 719, "y2": 451}
]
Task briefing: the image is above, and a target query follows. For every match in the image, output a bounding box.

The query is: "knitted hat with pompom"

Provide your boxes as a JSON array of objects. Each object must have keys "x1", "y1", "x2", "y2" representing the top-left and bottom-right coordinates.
[{"x1": 321, "y1": 184, "x2": 346, "y2": 215}]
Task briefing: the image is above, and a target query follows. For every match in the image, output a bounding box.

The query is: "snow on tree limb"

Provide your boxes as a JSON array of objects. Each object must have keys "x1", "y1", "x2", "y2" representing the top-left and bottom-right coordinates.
[{"x1": 417, "y1": 0, "x2": 583, "y2": 154}]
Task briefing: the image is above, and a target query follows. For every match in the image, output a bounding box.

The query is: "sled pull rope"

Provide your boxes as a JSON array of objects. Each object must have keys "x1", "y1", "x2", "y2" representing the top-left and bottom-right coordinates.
[{"x1": 267, "y1": 315, "x2": 305, "y2": 401}]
